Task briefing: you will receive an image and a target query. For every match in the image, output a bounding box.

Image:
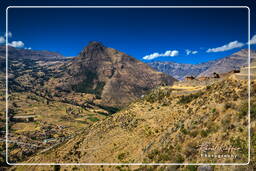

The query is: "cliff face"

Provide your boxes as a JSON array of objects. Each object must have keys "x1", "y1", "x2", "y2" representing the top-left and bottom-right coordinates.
[{"x1": 67, "y1": 41, "x2": 177, "y2": 107}]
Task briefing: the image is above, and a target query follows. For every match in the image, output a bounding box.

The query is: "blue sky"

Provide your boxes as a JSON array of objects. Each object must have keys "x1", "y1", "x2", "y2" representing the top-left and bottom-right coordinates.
[{"x1": 1, "y1": 6, "x2": 256, "y2": 64}]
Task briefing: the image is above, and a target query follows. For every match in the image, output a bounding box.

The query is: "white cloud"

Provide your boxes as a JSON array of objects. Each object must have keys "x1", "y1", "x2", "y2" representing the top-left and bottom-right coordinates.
[
  {"x1": 143, "y1": 50, "x2": 179, "y2": 60},
  {"x1": 185, "y1": 49, "x2": 198, "y2": 55},
  {"x1": 9, "y1": 41, "x2": 24, "y2": 48},
  {"x1": 0, "y1": 36, "x2": 5, "y2": 44},
  {"x1": 0, "y1": 31, "x2": 27, "y2": 49},
  {"x1": 207, "y1": 41, "x2": 244, "y2": 53},
  {"x1": 248, "y1": 34, "x2": 256, "y2": 45},
  {"x1": 5, "y1": 31, "x2": 12, "y2": 38}
]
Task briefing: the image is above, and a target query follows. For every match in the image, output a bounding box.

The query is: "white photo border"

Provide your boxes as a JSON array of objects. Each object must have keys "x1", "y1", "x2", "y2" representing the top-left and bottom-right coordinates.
[{"x1": 5, "y1": 6, "x2": 251, "y2": 166}]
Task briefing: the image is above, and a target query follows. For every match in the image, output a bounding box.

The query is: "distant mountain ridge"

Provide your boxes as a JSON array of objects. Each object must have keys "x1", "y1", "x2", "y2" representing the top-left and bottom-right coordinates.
[
  {"x1": 149, "y1": 49, "x2": 256, "y2": 80},
  {"x1": 148, "y1": 61, "x2": 214, "y2": 80},
  {"x1": 0, "y1": 46, "x2": 65, "y2": 60}
]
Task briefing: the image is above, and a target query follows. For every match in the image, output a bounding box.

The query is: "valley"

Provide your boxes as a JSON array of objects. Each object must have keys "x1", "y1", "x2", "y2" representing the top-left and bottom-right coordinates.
[{"x1": 0, "y1": 44, "x2": 255, "y2": 171}]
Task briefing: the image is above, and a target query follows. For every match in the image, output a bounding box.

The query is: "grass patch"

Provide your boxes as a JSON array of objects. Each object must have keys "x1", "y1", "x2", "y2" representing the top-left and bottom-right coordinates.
[
  {"x1": 144, "y1": 88, "x2": 171, "y2": 103},
  {"x1": 178, "y1": 91, "x2": 203, "y2": 104},
  {"x1": 87, "y1": 116, "x2": 99, "y2": 122},
  {"x1": 230, "y1": 137, "x2": 248, "y2": 157}
]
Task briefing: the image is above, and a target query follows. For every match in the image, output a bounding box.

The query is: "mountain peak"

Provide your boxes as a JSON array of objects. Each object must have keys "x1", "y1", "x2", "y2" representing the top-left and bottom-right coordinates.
[
  {"x1": 88, "y1": 41, "x2": 104, "y2": 47},
  {"x1": 79, "y1": 41, "x2": 106, "y2": 57},
  {"x1": 86, "y1": 41, "x2": 105, "y2": 51},
  {"x1": 69, "y1": 42, "x2": 177, "y2": 107}
]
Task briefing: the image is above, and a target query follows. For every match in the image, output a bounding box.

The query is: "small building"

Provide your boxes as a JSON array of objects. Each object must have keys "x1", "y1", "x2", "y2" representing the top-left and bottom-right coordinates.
[
  {"x1": 230, "y1": 70, "x2": 240, "y2": 73},
  {"x1": 213, "y1": 72, "x2": 220, "y2": 78}
]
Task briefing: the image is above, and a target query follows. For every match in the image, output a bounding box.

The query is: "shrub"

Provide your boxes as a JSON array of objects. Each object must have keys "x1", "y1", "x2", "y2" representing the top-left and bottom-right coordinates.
[
  {"x1": 53, "y1": 165, "x2": 61, "y2": 171},
  {"x1": 238, "y1": 103, "x2": 248, "y2": 119},
  {"x1": 189, "y1": 130, "x2": 198, "y2": 137},
  {"x1": 180, "y1": 127, "x2": 188, "y2": 135},
  {"x1": 175, "y1": 154, "x2": 185, "y2": 163},
  {"x1": 211, "y1": 108, "x2": 216, "y2": 113},
  {"x1": 147, "y1": 149, "x2": 159, "y2": 160},
  {"x1": 224, "y1": 103, "x2": 234, "y2": 110},
  {"x1": 200, "y1": 130, "x2": 209, "y2": 137},
  {"x1": 117, "y1": 153, "x2": 127, "y2": 160},
  {"x1": 178, "y1": 91, "x2": 203, "y2": 104}
]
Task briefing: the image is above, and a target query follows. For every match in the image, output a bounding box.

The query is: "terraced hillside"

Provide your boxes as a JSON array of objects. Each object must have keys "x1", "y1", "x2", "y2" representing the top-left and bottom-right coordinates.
[
  {"x1": 235, "y1": 61, "x2": 256, "y2": 80},
  {"x1": 0, "y1": 50, "x2": 112, "y2": 166},
  {"x1": 12, "y1": 70, "x2": 256, "y2": 171},
  {"x1": 0, "y1": 43, "x2": 176, "y2": 168}
]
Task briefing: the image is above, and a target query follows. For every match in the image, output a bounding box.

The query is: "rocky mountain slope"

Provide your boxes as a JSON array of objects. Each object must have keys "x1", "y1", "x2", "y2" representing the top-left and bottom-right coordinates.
[
  {"x1": 2, "y1": 45, "x2": 256, "y2": 171},
  {"x1": 149, "y1": 49, "x2": 256, "y2": 80},
  {"x1": 13, "y1": 70, "x2": 256, "y2": 171},
  {"x1": 62, "y1": 41, "x2": 177, "y2": 107},
  {"x1": 2, "y1": 42, "x2": 176, "y2": 108},
  {"x1": 0, "y1": 43, "x2": 176, "y2": 166},
  {"x1": 198, "y1": 49, "x2": 256, "y2": 77}
]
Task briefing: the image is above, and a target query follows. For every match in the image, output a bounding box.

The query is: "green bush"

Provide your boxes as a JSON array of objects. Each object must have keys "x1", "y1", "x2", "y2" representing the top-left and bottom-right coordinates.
[{"x1": 211, "y1": 108, "x2": 216, "y2": 113}]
